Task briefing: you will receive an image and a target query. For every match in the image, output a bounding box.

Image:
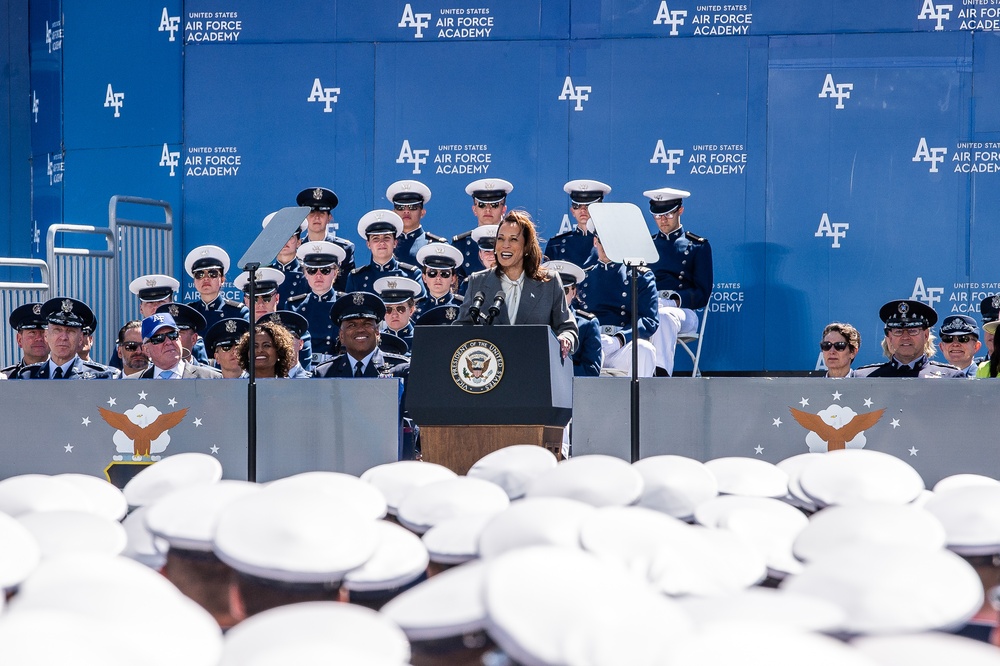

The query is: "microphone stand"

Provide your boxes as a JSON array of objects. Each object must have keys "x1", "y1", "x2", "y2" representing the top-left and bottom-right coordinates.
[{"x1": 244, "y1": 262, "x2": 258, "y2": 482}]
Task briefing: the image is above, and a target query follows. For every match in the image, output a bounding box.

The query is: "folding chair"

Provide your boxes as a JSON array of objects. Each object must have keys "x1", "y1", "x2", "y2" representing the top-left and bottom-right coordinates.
[{"x1": 676, "y1": 307, "x2": 708, "y2": 377}]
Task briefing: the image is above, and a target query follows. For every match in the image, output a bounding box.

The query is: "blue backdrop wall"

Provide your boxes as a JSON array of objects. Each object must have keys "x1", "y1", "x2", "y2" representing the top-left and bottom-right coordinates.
[{"x1": 11, "y1": 0, "x2": 1000, "y2": 372}]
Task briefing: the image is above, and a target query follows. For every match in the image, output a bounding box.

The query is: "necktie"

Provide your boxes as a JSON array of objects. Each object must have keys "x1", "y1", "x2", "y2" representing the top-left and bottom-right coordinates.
[
  {"x1": 53, "y1": 366, "x2": 64, "y2": 379},
  {"x1": 354, "y1": 361, "x2": 364, "y2": 377},
  {"x1": 159, "y1": 370, "x2": 174, "y2": 379}
]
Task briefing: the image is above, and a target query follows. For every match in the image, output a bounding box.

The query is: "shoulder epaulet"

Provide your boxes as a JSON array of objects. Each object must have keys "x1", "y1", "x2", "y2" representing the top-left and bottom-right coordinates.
[
  {"x1": 452, "y1": 231, "x2": 473, "y2": 242},
  {"x1": 857, "y1": 362, "x2": 882, "y2": 370},
  {"x1": 399, "y1": 262, "x2": 417, "y2": 271},
  {"x1": 453, "y1": 294, "x2": 464, "y2": 303},
  {"x1": 426, "y1": 232, "x2": 447, "y2": 243},
  {"x1": 685, "y1": 231, "x2": 707, "y2": 243},
  {"x1": 383, "y1": 353, "x2": 410, "y2": 364},
  {"x1": 332, "y1": 237, "x2": 355, "y2": 249},
  {"x1": 224, "y1": 299, "x2": 243, "y2": 308},
  {"x1": 351, "y1": 266, "x2": 365, "y2": 275},
  {"x1": 576, "y1": 310, "x2": 597, "y2": 321},
  {"x1": 929, "y1": 360, "x2": 959, "y2": 369},
  {"x1": 287, "y1": 293, "x2": 308, "y2": 303},
  {"x1": 549, "y1": 231, "x2": 573, "y2": 241},
  {"x1": 583, "y1": 265, "x2": 597, "y2": 272},
  {"x1": 636, "y1": 266, "x2": 651, "y2": 273}
]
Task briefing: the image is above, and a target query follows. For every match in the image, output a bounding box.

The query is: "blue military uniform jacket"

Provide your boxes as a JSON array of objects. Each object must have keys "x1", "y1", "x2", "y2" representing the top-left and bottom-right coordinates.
[
  {"x1": 17, "y1": 356, "x2": 121, "y2": 379},
  {"x1": 290, "y1": 290, "x2": 341, "y2": 357},
  {"x1": 414, "y1": 292, "x2": 463, "y2": 319},
  {"x1": 301, "y1": 232, "x2": 356, "y2": 291},
  {"x1": 270, "y1": 258, "x2": 311, "y2": 303},
  {"x1": 649, "y1": 227, "x2": 713, "y2": 310},
  {"x1": 395, "y1": 227, "x2": 447, "y2": 266},
  {"x1": 576, "y1": 262, "x2": 659, "y2": 345},
  {"x1": 572, "y1": 309, "x2": 603, "y2": 377},
  {"x1": 187, "y1": 294, "x2": 249, "y2": 335},
  {"x1": 544, "y1": 227, "x2": 598, "y2": 267},
  {"x1": 451, "y1": 230, "x2": 486, "y2": 281},
  {"x1": 384, "y1": 322, "x2": 414, "y2": 354},
  {"x1": 855, "y1": 356, "x2": 960, "y2": 378},
  {"x1": 312, "y1": 350, "x2": 410, "y2": 379},
  {"x1": 345, "y1": 258, "x2": 426, "y2": 299}
]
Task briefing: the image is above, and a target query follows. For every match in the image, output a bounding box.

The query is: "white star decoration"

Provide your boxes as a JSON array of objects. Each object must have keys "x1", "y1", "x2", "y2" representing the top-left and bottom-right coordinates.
[
  {"x1": 831, "y1": 391, "x2": 842, "y2": 401},
  {"x1": 891, "y1": 419, "x2": 901, "y2": 428},
  {"x1": 863, "y1": 397, "x2": 873, "y2": 408},
  {"x1": 193, "y1": 418, "x2": 203, "y2": 427},
  {"x1": 138, "y1": 390, "x2": 148, "y2": 400},
  {"x1": 64, "y1": 443, "x2": 73, "y2": 453},
  {"x1": 908, "y1": 446, "x2": 918, "y2": 456},
  {"x1": 81, "y1": 417, "x2": 91, "y2": 426},
  {"x1": 210, "y1": 445, "x2": 219, "y2": 454},
  {"x1": 168, "y1": 397, "x2": 178, "y2": 407},
  {"x1": 106, "y1": 397, "x2": 117, "y2": 407},
  {"x1": 754, "y1": 445, "x2": 764, "y2": 455},
  {"x1": 772, "y1": 418, "x2": 782, "y2": 427},
  {"x1": 799, "y1": 398, "x2": 809, "y2": 407}
]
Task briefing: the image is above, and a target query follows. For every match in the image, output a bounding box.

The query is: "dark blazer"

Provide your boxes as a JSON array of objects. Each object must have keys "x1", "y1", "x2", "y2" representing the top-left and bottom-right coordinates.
[
  {"x1": 312, "y1": 350, "x2": 409, "y2": 379},
  {"x1": 455, "y1": 268, "x2": 579, "y2": 350},
  {"x1": 134, "y1": 362, "x2": 222, "y2": 379},
  {"x1": 16, "y1": 356, "x2": 121, "y2": 379}
]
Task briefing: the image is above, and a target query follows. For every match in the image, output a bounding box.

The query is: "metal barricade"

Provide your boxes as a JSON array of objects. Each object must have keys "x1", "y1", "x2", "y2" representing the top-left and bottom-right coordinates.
[
  {"x1": 109, "y1": 195, "x2": 173, "y2": 328},
  {"x1": 0, "y1": 259, "x2": 50, "y2": 369}
]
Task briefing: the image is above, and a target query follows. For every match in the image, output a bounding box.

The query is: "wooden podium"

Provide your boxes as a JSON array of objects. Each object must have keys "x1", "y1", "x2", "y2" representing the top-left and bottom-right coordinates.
[{"x1": 407, "y1": 325, "x2": 573, "y2": 474}]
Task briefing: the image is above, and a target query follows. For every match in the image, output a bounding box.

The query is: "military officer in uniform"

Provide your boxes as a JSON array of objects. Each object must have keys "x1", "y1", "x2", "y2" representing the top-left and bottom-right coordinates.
[
  {"x1": 643, "y1": 187, "x2": 713, "y2": 376},
  {"x1": 374, "y1": 276, "x2": 422, "y2": 354},
  {"x1": 260, "y1": 210, "x2": 310, "y2": 303},
  {"x1": 155, "y1": 303, "x2": 209, "y2": 366},
  {"x1": 345, "y1": 210, "x2": 425, "y2": 298},
  {"x1": 386, "y1": 179, "x2": 446, "y2": 265},
  {"x1": 2, "y1": 303, "x2": 49, "y2": 377},
  {"x1": 129, "y1": 274, "x2": 180, "y2": 318},
  {"x1": 937, "y1": 315, "x2": 982, "y2": 378},
  {"x1": 203, "y1": 318, "x2": 250, "y2": 379},
  {"x1": 259, "y1": 310, "x2": 312, "y2": 378},
  {"x1": 544, "y1": 260, "x2": 603, "y2": 377},
  {"x1": 980, "y1": 294, "x2": 999, "y2": 358},
  {"x1": 289, "y1": 240, "x2": 346, "y2": 364},
  {"x1": 543, "y1": 179, "x2": 609, "y2": 267},
  {"x1": 183, "y1": 244, "x2": 248, "y2": 335},
  {"x1": 17, "y1": 298, "x2": 120, "y2": 379},
  {"x1": 296, "y1": 186, "x2": 355, "y2": 291},
  {"x1": 414, "y1": 242, "x2": 464, "y2": 319},
  {"x1": 451, "y1": 178, "x2": 513, "y2": 281},
  {"x1": 313, "y1": 292, "x2": 409, "y2": 379},
  {"x1": 855, "y1": 299, "x2": 960, "y2": 378},
  {"x1": 234, "y1": 267, "x2": 285, "y2": 322},
  {"x1": 575, "y1": 230, "x2": 659, "y2": 377}
]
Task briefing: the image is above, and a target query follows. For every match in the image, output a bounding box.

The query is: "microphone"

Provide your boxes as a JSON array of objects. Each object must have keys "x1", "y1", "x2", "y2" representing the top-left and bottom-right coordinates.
[
  {"x1": 486, "y1": 290, "x2": 506, "y2": 325},
  {"x1": 468, "y1": 291, "x2": 486, "y2": 323}
]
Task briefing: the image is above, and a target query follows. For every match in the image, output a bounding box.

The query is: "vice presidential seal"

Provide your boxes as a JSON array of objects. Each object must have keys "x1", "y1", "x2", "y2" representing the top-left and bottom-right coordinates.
[{"x1": 451, "y1": 339, "x2": 504, "y2": 394}]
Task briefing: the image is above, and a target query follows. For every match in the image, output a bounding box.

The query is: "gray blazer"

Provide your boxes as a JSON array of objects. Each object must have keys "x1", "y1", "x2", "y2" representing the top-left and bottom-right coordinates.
[
  {"x1": 455, "y1": 268, "x2": 579, "y2": 350},
  {"x1": 133, "y1": 362, "x2": 222, "y2": 379}
]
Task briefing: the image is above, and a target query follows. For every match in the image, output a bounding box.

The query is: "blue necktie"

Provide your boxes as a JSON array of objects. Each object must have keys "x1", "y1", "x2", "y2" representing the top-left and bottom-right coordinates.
[{"x1": 159, "y1": 370, "x2": 174, "y2": 379}]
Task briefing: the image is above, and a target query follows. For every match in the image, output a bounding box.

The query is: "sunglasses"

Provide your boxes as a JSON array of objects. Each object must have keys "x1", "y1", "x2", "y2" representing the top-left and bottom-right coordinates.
[
  {"x1": 250, "y1": 294, "x2": 275, "y2": 303},
  {"x1": 941, "y1": 334, "x2": 974, "y2": 344},
  {"x1": 476, "y1": 201, "x2": 503, "y2": 209},
  {"x1": 148, "y1": 330, "x2": 180, "y2": 345},
  {"x1": 386, "y1": 305, "x2": 410, "y2": 315},
  {"x1": 216, "y1": 342, "x2": 236, "y2": 352},
  {"x1": 563, "y1": 286, "x2": 575, "y2": 294},
  {"x1": 193, "y1": 269, "x2": 222, "y2": 279},
  {"x1": 394, "y1": 203, "x2": 422, "y2": 211},
  {"x1": 888, "y1": 328, "x2": 922, "y2": 337},
  {"x1": 305, "y1": 267, "x2": 334, "y2": 275},
  {"x1": 571, "y1": 203, "x2": 591, "y2": 210},
  {"x1": 119, "y1": 342, "x2": 141, "y2": 352},
  {"x1": 820, "y1": 341, "x2": 849, "y2": 351},
  {"x1": 424, "y1": 269, "x2": 453, "y2": 279}
]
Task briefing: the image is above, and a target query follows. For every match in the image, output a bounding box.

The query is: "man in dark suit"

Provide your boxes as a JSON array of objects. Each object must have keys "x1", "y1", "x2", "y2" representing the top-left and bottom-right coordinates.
[
  {"x1": 16, "y1": 298, "x2": 120, "y2": 379},
  {"x1": 133, "y1": 313, "x2": 221, "y2": 379},
  {"x1": 313, "y1": 293, "x2": 409, "y2": 379}
]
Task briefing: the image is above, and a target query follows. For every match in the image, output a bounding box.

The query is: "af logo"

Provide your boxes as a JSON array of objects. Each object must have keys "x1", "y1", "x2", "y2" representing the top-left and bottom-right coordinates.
[
  {"x1": 818, "y1": 74, "x2": 853, "y2": 110},
  {"x1": 653, "y1": 1, "x2": 688, "y2": 35},
  {"x1": 158, "y1": 7, "x2": 180, "y2": 41},
  {"x1": 307, "y1": 78, "x2": 340, "y2": 113},
  {"x1": 911, "y1": 276, "x2": 944, "y2": 308},
  {"x1": 558, "y1": 76, "x2": 592, "y2": 112},
  {"x1": 46, "y1": 153, "x2": 64, "y2": 186},
  {"x1": 912, "y1": 137, "x2": 947, "y2": 173},
  {"x1": 397, "y1": 140, "x2": 430, "y2": 175},
  {"x1": 45, "y1": 20, "x2": 63, "y2": 53},
  {"x1": 104, "y1": 84, "x2": 125, "y2": 118},
  {"x1": 399, "y1": 3, "x2": 432, "y2": 38},
  {"x1": 917, "y1": 0, "x2": 953, "y2": 30},
  {"x1": 650, "y1": 141, "x2": 684, "y2": 175},
  {"x1": 32, "y1": 91, "x2": 38, "y2": 123},
  {"x1": 159, "y1": 143, "x2": 180, "y2": 177},
  {"x1": 814, "y1": 213, "x2": 849, "y2": 249}
]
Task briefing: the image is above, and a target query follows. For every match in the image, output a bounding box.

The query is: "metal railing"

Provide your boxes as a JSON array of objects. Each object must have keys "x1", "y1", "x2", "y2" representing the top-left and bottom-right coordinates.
[
  {"x1": 0, "y1": 259, "x2": 50, "y2": 369},
  {"x1": 109, "y1": 195, "x2": 174, "y2": 328}
]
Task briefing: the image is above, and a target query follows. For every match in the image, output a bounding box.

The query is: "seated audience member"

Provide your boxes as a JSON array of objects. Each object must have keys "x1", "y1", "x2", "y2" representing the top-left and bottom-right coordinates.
[
  {"x1": 346, "y1": 210, "x2": 425, "y2": 298},
  {"x1": 183, "y1": 244, "x2": 248, "y2": 333},
  {"x1": 17, "y1": 298, "x2": 120, "y2": 379},
  {"x1": 387, "y1": 179, "x2": 447, "y2": 265},
  {"x1": 296, "y1": 185, "x2": 356, "y2": 290},
  {"x1": 375, "y1": 277, "x2": 422, "y2": 353},
  {"x1": 156, "y1": 303, "x2": 209, "y2": 366},
  {"x1": 261, "y1": 210, "x2": 310, "y2": 302},
  {"x1": 117, "y1": 320, "x2": 151, "y2": 377},
  {"x1": 134, "y1": 313, "x2": 221, "y2": 379},
  {"x1": 258, "y1": 311, "x2": 312, "y2": 378},
  {"x1": 543, "y1": 179, "x2": 609, "y2": 267},
  {"x1": 79, "y1": 325, "x2": 95, "y2": 362},
  {"x1": 452, "y1": 178, "x2": 513, "y2": 281},
  {"x1": 544, "y1": 260, "x2": 603, "y2": 377},
  {"x1": 819, "y1": 322, "x2": 861, "y2": 378},
  {"x1": 977, "y1": 320, "x2": 1000, "y2": 378},
  {"x1": 937, "y1": 315, "x2": 982, "y2": 378},
  {"x1": 2, "y1": 302, "x2": 50, "y2": 377},
  {"x1": 312, "y1": 293, "x2": 409, "y2": 379},
  {"x1": 855, "y1": 299, "x2": 959, "y2": 378},
  {"x1": 290, "y1": 240, "x2": 346, "y2": 364},
  {"x1": 204, "y1": 318, "x2": 250, "y2": 379},
  {"x1": 413, "y1": 243, "x2": 464, "y2": 318},
  {"x1": 980, "y1": 294, "x2": 999, "y2": 358},
  {"x1": 235, "y1": 320, "x2": 297, "y2": 379}
]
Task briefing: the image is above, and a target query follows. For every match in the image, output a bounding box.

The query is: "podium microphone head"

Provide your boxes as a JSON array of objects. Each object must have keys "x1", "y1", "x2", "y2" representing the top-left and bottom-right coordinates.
[
  {"x1": 488, "y1": 290, "x2": 506, "y2": 317},
  {"x1": 469, "y1": 291, "x2": 486, "y2": 321}
]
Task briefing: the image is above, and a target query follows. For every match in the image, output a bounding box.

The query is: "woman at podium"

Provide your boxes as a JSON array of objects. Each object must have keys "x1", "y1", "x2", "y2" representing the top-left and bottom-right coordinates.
[{"x1": 455, "y1": 210, "x2": 578, "y2": 359}]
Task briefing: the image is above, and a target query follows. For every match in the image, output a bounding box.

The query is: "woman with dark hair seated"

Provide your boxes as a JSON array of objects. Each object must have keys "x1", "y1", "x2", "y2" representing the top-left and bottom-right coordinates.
[
  {"x1": 820, "y1": 322, "x2": 861, "y2": 378},
  {"x1": 236, "y1": 321, "x2": 298, "y2": 379}
]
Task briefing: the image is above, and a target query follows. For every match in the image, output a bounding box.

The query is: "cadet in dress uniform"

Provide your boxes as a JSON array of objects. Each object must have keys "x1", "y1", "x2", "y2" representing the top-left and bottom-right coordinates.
[
  {"x1": 451, "y1": 178, "x2": 513, "y2": 281},
  {"x1": 374, "y1": 276, "x2": 422, "y2": 354},
  {"x1": 386, "y1": 179, "x2": 447, "y2": 265},
  {"x1": 155, "y1": 303, "x2": 209, "y2": 366},
  {"x1": 937, "y1": 315, "x2": 982, "y2": 378},
  {"x1": 574, "y1": 229, "x2": 659, "y2": 377},
  {"x1": 413, "y1": 242, "x2": 464, "y2": 319},
  {"x1": 289, "y1": 241, "x2": 346, "y2": 365},
  {"x1": 345, "y1": 210, "x2": 425, "y2": 299},
  {"x1": 855, "y1": 299, "x2": 960, "y2": 378},
  {"x1": 183, "y1": 244, "x2": 248, "y2": 335},
  {"x1": 2, "y1": 303, "x2": 49, "y2": 377},
  {"x1": 261, "y1": 210, "x2": 310, "y2": 303},
  {"x1": 543, "y1": 179, "x2": 610, "y2": 267},
  {"x1": 17, "y1": 298, "x2": 121, "y2": 379},
  {"x1": 234, "y1": 266, "x2": 313, "y2": 372},
  {"x1": 259, "y1": 310, "x2": 312, "y2": 378},
  {"x1": 544, "y1": 260, "x2": 603, "y2": 377},
  {"x1": 203, "y1": 317, "x2": 250, "y2": 378},
  {"x1": 312, "y1": 293, "x2": 409, "y2": 379},
  {"x1": 644, "y1": 187, "x2": 714, "y2": 376},
  {"x1": 296, "y1": 186, "x2": 356, "y2": 291},
  {"x1": 129, "y1": 274, "x2": 180, "y2": 318}
]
